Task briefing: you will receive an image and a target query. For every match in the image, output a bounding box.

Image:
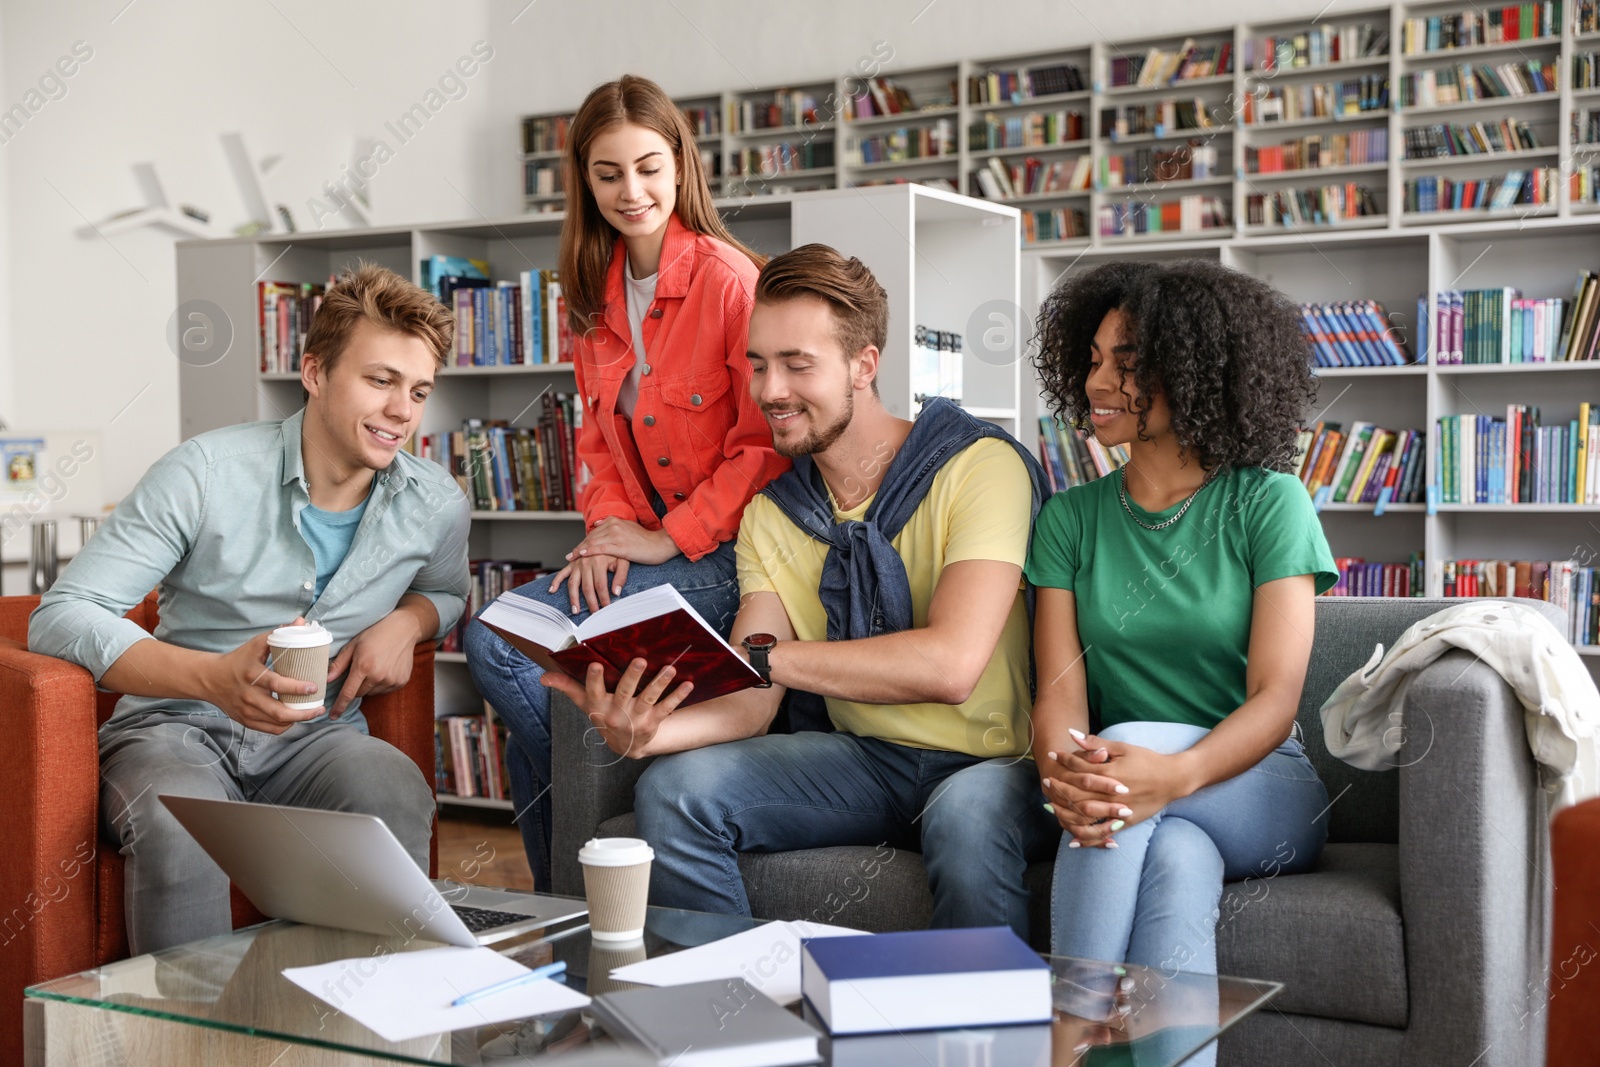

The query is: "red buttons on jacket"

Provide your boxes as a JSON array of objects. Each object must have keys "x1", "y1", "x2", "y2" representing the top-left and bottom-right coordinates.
[
  {"x1": 649, "y1": 308, "x2": 663, "y2": 319},
  {"x1": 690, "y1": 394, "x2": 702, "y2": 406},
  {"x1": 643, "y1": 415, "x2": 655, "y2": 426},
  {"x1": 642, "y1": 363, "x2": 652, "y2": 375},
  {"x1": 674, "y1": 491, "x2": 686, "y2": 500},
  {"x1": 657, "y1": 457, "x2": 670, "y2": 467}
]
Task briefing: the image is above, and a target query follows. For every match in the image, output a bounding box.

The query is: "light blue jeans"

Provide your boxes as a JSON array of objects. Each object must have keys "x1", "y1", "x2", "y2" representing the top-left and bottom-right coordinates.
[
  {"x1": 635, "y1": 732, "x2": 1059, "y2": 940},
  {"x1": 1051, "y1": 721, "x2": 1329, "y2": 1067},
  {"x1": 463, "y1": 539, "x2": 739, "y2": 890}
]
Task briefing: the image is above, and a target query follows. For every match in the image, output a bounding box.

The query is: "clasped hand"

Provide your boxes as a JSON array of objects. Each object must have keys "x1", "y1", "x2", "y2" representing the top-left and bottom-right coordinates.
[
  {"x1": 1041, "y1": 730, "x2": 1189, "y2": 848},
  {"x1": 541, "y1": 656, "x2": 693, "y2": 758},
  {"x1": 547, "y1": 518, "x2": 680, "y2": 614}
]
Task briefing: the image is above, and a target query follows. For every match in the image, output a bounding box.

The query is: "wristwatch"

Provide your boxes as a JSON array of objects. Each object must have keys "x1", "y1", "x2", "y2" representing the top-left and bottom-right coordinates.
[{"x1": 742, "y1": 633, "x2": 777, "y2": 688}]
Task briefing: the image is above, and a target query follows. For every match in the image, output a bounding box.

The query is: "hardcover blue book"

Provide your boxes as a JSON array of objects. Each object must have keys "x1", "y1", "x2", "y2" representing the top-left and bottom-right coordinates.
[{"x1": 800, "y1": 926, "x2": 1051, "y2": 1035}]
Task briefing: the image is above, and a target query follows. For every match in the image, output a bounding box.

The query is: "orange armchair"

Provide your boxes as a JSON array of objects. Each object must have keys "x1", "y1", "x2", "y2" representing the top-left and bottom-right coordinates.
[
  {"x1": 1548, "y1": 797, "x2": 1600, "y2": 1066},
  {"x1": 0, "y1": 592, "x2": 439, "y2": 1062}
]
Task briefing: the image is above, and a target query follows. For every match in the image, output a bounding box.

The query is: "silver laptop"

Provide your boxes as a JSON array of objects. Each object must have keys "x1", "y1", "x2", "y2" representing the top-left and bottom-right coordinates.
[{"x1": 159, "y1": 794, "x2": 587, "y2": 947}]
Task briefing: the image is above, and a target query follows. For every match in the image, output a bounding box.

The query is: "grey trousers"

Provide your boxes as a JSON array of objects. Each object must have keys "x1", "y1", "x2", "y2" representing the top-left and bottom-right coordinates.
[{"x1": 99, "y1": 709, "x2": 434, "y2": 956}]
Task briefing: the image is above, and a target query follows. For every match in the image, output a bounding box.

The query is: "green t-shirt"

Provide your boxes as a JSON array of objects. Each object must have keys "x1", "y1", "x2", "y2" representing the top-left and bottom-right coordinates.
[{"x1": 1024, "y1": 466, "x2": 1337, "y2": 730}]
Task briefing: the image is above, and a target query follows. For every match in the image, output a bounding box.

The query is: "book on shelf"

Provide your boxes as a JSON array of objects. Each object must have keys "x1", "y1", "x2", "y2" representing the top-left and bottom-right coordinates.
[
  {"x1": 1107, "y1": 39, "x2": 1233, "y2": 89},
  {"x1": 732, "y1": 90, "x2": 825, "y2": 132},
  {"x1": 1583, "y1": 0, "x2": 1600, "y2": 34},
  {"x1": 1037, "y1": 416, "x2": 1129, "y2": 492},
  {"x1": 846, "y1": 75, "x2": 956, "y2": 120},
  {"x1": 1295, "y1": 421, "x2": 1428, "y2": 507},
  {"x1": 1579, "y1": 49, "x2": 1600, "y2": 90},
  {"x1": 969, "y1": 110, "x2": 1086, "y2": 151},
  {"x1": 435, "y1": 705, "x2": 511, "y2": 801},
  {"x1": 1403, "y1": 168, "x2": 1559, "y2": 213},
  {"x1": 1299, "y1": 301, "x2": 1412, "y2": 366},
  {"x1": 523, "y1": 161, "x2": 564, "y2": 198},
  {"x1": 1020, "y1": 205, "x2": 1090, "y2": 244},
  {"x1": 1575, "y1": 107, "x2": 1600, "y2": 149},
  {"x1": 522, "y1": 115, "x2": 569, "y2": 154},
  {"x1": 441, "y1": 558, "x2": 551, "y2": 654},
  {"x1": 446, "y1": 269, "x2": 571, "y2": 367},
  {"x1": 1098, "y1": 140, "x2": 1218, "y2": 187},
  {"x1": 1442, "y1": 558, "x2": 1599, "y2": 646},
  {"x1": 1245, "y1": 23, "x2": 1389, "y2": 72},
  {"x1": 847, "y1": 122, "x2": 954, "y2": 166},
  {"x1": 1247, "y1": 184, "x2": 1381, "y2": 227},
  {"x1": 1242, "y1": 76, "x2": 1389, "y2": 123},
  {"x1": 974, "y1": 155, "x2": 1090, "y2": 200},
  {"x1": 1096, "y1": 195, "x2": 1230, "y2": 237},
  {"x1": 1327, "y1": 555, "x2": 1425, "y2": 597},
  {"x1": 420, "y1": 397, "x2": 589, "y2": 513},
  {"x1": 967, "y1": 63, "x2": 1085, "y2": 105},
  {"x1": 1402, "y1": 118, "x2": 1545, "y2": 159},
  {"x1": 680, "y1": 105, "x2": 721, "y2": 136},
  {"x1": 1101, "y1": 99, "x2": 1219, "y2": 139},
  {"x1": 1576, "y1": 165, "x2": 1600, "y2": 207},
  {"x1": 477, "y1": 582, "x2": 762, "y2": 706},
  {"x1": 1247, "y1": 128, "x2": 1388, "y2": 172},
  {"x1": 735, "y1": 141, "x2": 835, "y2": 176},
  {"x1": 1436, "y1": 405, "x2": 1600, "y2": 505},
  {"x1": 256, "y1": 280, "x2": 327, "y2": 374},
  {"x1": 1399, "y1": 4, "x2": 1562, "y2": 54},
  {"x1": 1399, "y1": 60, "x2": 1558, "y2": 107},
  {"x1": 1429, "y1": 276, "x2": 1600, "y2": 365}
]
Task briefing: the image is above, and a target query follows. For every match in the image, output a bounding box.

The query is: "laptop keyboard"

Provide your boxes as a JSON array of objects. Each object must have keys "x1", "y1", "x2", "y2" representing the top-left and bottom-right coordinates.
[{"x1": 452, "y1": 904, "x2": 533, "y2": 934}]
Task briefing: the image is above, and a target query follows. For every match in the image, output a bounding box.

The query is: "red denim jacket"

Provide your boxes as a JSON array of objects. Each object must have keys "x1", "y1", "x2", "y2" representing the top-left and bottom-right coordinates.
[{"x1": 573, "y1": 214, "x2": 789, "y2": 561}]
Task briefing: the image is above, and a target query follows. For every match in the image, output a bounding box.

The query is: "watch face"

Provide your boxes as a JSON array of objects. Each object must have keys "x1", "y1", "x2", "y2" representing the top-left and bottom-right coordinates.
[{"x1": 744, "y1": 632, "x2": 777, "y2": 650}]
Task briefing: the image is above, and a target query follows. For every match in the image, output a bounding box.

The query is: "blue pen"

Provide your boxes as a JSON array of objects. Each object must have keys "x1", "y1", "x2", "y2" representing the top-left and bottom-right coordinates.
[{"x1": 450, "y1": 960, "x2": 567, "y2": 1007}]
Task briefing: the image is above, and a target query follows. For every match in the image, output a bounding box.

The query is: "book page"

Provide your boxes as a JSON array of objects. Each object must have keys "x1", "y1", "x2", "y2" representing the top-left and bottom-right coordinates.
[
  {"x1": 476, "y1": 592, "x2": 581, "y2": 651},
  {"x1": 575, "y1": 583, "x2": 743, "y2": 658}
]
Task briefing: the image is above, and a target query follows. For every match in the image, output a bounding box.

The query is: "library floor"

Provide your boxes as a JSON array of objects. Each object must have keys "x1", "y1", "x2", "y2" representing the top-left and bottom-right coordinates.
[{"x1": 437, "y1": 808, "x2": 535, "y2": 892}]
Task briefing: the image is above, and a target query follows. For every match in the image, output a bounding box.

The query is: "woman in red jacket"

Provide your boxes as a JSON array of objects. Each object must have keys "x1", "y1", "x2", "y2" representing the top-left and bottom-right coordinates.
[{"x1": 466, "y1": 75, "x2": 788, "y2": 888}]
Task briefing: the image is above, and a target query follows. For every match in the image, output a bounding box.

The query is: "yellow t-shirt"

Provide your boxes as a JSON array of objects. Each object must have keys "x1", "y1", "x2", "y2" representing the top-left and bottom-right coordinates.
[{"x1": 735, "y1": 438, "x2": 1033, "y2": 756}]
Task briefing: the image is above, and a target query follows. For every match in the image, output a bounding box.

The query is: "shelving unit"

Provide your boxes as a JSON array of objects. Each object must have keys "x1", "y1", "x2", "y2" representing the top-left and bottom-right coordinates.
[{"x1": 174, "y1": 185, "x2": 1019, "y2": 805}]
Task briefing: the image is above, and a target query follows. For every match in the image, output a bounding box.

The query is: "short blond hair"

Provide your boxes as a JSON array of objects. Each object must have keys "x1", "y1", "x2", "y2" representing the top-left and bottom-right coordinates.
[{"x1": 304, "y1": 263, "x2": 453, "y2": 372}]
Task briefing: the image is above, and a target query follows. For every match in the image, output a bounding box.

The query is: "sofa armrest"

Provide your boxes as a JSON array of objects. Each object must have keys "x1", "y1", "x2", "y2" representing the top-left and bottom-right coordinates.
[
  {"x1": 549, "y1": 689, "x2": 655, "y2": 897},
  {"x1": 1396, "y1": 648, "x2": 1549, "y2": 1067},
  {"x1": 0, "y1": 639, "x2": 105, "y2": 1058},
  {"x1": 361, "y1": 642, "x2": 437, "y2": 876}
]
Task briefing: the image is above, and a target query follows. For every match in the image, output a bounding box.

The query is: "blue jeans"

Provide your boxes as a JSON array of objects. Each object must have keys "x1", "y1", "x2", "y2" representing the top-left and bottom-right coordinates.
[
  {"x1": 1050, "y1": 721, "x2": 1329, "y2": 1067},
  {"x1": 464, "y1": 539, "x2": 740, "y2": 890},
  {"x1": 634, "y1": 731, "x2": 1059, "y2": 941}
]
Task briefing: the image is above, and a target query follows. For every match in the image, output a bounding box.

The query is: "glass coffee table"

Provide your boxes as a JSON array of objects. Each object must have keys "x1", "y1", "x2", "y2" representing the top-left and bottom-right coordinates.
[{"x1": 25, "y1": 890, "x2": 1278, "y2": 1066}]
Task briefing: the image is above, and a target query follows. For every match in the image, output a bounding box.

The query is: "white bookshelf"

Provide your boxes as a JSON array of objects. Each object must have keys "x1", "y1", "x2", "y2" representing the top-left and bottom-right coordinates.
[
  {"x1": 1022, "y1": 210, "x2": 1600, "y2": 676},
  {"x1": 174, "y1": 185, "x2": 1020, "y2": 800},
  {"x1": 512, "y1": 3, "x2": 1600, "y2": 247}
]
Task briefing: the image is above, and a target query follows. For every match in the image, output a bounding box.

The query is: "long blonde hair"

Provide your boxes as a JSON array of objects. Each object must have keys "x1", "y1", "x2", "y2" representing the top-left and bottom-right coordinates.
[{"x1": 557, "y1": 75, "x2": 765, "y2": 336}]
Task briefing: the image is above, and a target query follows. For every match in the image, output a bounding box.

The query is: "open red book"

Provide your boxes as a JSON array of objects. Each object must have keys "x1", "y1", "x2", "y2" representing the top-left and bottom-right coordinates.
[{"x1": 476, "y1": 583, "x2": 761, "y2": 708}]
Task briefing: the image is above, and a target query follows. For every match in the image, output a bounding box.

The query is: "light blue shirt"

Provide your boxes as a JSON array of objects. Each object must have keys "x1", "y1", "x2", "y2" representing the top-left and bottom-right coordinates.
[
  {"x1": 301, "y1": 490, "x2": 372, "y2": 599},
  {"x1": 29, "y1": 409, "x2": 471, "y2": 725}
]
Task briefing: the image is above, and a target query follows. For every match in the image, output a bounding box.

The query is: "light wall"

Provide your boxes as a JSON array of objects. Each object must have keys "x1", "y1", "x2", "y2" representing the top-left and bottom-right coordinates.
[{"x1": 3, "y1": 0, "x2": 1350, "y2": 503}]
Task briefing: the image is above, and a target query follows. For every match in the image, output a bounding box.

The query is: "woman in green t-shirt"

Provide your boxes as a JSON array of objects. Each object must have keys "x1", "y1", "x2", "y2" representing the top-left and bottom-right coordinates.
[{"x1": 1024, "y1": 260, "x2": 1339, "y2": 1006}]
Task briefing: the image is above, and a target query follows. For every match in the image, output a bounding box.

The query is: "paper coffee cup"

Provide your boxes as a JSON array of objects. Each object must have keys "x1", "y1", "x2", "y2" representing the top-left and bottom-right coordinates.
[
  {"x1": 579, "y1": 837, "x2": 653, "y2": 942},
  {"x1": 268, "y1": 622, "x2": 333, "y2": 711}
]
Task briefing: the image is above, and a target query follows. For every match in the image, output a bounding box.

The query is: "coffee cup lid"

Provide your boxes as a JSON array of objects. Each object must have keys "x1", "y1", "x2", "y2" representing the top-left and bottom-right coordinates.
[
  {"x1": 268, "y1": 621, "x2": 332, "y2": 648},
  {"x1": 579, "y1": 837, "x2": 654, "y2": 867}
]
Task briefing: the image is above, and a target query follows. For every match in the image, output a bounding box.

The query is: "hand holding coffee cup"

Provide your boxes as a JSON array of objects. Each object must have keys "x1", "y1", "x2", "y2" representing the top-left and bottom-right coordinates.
[
  {"x1": 267, "y1": 621, "x2": 334, "y2": 711},
  {"x1": 204, "y1": 618, "x2": 328, "y2": 734}
]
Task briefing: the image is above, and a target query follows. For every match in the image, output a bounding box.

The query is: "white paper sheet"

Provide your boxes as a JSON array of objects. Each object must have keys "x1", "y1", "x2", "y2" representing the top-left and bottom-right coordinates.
[
  {"x1": 282, "y1": 945, "x2": 590, "y2": 1043},
  {"x1": 608, "y1": 920, "x2": 867, "y2": 1005}
]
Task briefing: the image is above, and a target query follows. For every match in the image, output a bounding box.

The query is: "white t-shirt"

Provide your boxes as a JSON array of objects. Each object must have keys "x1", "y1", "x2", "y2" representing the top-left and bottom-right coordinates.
[{"x1": 617, "y1": 259, "x2": 659, "y2": 418}]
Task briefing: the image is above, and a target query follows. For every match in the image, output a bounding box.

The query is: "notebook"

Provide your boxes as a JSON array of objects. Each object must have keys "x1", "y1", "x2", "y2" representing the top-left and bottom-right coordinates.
[{"x1": 590, "y1": 977, "x2": 821, "y2": 1067}]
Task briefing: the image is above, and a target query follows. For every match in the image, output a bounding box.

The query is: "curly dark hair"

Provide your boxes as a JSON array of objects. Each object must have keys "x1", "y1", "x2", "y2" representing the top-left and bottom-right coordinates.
[{"x1": 1031, "y1": 258, "x2": 1316, "y2": 472}]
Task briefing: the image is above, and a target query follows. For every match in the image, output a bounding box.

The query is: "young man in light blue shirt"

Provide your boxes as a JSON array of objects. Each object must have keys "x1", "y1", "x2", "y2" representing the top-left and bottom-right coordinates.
[{"x1": 30, "y1": 265, "x2": 471, "y2": 954}]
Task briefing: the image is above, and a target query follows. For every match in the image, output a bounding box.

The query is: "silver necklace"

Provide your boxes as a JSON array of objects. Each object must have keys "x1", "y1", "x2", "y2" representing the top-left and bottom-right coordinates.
[{"x1": 1117, "y1": 466, "x2": 1217, "y2": 531}]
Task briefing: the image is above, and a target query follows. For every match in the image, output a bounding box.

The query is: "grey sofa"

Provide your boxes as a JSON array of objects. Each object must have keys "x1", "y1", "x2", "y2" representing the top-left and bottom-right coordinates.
[{"x1": 550, "y1": 597, "x2": 1553, "y2": 1066}]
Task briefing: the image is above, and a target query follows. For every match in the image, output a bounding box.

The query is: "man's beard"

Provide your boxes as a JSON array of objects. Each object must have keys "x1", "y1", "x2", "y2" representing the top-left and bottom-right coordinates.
[{"x1": 772, "y1": 384, "x2": 853, "y2": 458}]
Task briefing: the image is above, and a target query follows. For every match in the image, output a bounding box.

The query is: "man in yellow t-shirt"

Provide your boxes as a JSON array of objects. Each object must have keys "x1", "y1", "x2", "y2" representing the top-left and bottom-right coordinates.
[{"x1": 543, "y1": 244, "x2": 1055, "y2": 939}]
